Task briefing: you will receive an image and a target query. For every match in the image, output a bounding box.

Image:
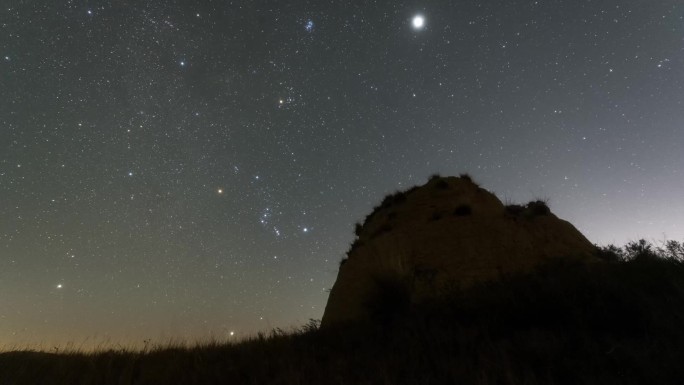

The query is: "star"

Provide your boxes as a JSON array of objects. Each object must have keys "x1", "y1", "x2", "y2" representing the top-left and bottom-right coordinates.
[
  {"x1": 56, "y1": 284, "x2": 63, "y2": 289},
  {"x1": 217, "y1": 188, "x2": 223, "y2": 194},
  {"x1": 412, "y1": 15, "x2": 425, "y2": 30}
]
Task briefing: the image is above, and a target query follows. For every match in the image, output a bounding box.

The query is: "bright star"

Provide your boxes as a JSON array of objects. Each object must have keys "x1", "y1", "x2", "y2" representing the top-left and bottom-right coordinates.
[
  {"x1": 217, "y1": 188, "x2": 223, "y2": 194},
  {"x1": 412, "y1": 15, "x2": 425, "y2": 29},
  {"x1": 57, "y1": 284, "x2": 63, "y2": 289}
]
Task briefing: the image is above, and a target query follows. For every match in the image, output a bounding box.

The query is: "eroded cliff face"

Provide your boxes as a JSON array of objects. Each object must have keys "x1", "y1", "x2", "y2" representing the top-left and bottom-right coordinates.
[{"x1": 321, "y1": 175, "x2": 597, "y2": 327}]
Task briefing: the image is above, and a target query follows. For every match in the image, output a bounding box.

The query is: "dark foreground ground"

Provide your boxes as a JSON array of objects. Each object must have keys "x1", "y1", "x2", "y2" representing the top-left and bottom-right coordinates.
[{"x1": 2, "y1": 241, "x2": 684, "y2": 385}]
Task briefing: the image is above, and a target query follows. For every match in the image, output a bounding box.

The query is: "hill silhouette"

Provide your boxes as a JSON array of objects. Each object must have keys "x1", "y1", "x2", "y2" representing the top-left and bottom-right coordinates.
[{"x1": 323, "y1": 174, "x2": 597, "y2": 326}]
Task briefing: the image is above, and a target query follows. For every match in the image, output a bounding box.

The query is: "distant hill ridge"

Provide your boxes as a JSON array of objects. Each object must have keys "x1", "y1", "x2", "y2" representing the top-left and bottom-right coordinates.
[{"x1": 322, "y1": 174, "x2": 597, "y2": 327}]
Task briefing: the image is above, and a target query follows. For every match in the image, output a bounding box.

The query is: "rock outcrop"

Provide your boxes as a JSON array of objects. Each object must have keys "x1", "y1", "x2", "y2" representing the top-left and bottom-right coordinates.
[{"x1": 321, "y1": 175, "x2": 597, "y2": 327}]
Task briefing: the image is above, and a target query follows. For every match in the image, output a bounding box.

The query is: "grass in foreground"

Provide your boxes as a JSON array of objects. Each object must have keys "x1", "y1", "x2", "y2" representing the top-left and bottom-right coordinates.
[{"x1": 2, "y1": 240, "x2": 684, "y2": 385}]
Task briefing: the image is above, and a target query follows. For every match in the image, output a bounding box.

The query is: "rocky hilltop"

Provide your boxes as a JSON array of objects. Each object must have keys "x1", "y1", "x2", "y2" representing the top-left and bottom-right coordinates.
[{"x1": 322, "y1": 175, "x2": 597, "y2": 327}]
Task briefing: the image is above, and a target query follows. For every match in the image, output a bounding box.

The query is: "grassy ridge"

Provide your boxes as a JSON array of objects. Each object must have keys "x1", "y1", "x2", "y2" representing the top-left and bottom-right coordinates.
[{"x1": 2, "y1": 241, "x2": 684, "y2": 385}]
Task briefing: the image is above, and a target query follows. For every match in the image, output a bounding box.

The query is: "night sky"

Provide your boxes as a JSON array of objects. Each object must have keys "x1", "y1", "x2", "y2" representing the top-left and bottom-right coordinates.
[{"x1": 1, "y1": 0, "x2": 683, "y2": 349}]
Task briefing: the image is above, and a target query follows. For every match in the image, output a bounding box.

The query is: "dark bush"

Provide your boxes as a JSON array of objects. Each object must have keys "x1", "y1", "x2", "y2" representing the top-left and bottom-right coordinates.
[
  {"x1": 381, "y1": 191, "x2": 407, "y2": 208},
  {"x1": 366, "y1": 191, "x2": 408, "y2": 222},
  {"x1": 625, "y1": 239, "x2": 656, "y2": 259},
  {"x1": 459, "y1": 173, "x2": 473, "y2": 183},
  {"x1": 505, "y1": 204, "x2": 525, "y2": 216},
  {"x1": 428, "y1": 173, "x2": 442, "y2": 182},
  {"x1": 661, "y1": 240, "x2": 684, "y2": 260},
  {"x1": 526, "y1": 200, "x2": 550, "y2": 216},
  {"x1": 595, "y1": 244, "x2": 625, "y2": 262},
  {"x1": 505, "y1": 201, "x2": 550, "y2": 219}
]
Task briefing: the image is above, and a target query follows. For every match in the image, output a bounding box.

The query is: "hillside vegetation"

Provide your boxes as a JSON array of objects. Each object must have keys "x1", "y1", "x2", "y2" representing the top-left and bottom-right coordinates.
[{"x1": 2, "y1": 240, "x2": 683, "y2": 385}]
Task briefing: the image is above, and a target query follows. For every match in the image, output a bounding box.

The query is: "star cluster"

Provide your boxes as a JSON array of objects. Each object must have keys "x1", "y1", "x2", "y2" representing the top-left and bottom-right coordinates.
[{"x1": 1, "y1": 1, "x2": 683, "y2": 348}]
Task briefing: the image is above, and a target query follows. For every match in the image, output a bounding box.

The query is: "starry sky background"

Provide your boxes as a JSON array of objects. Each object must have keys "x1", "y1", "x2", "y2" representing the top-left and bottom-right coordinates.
[{"x1": 1, "y1": 0, "x2": 683, "y2": 349}]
